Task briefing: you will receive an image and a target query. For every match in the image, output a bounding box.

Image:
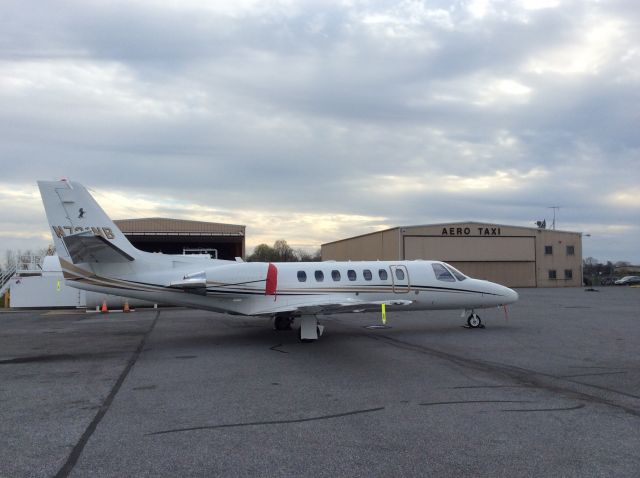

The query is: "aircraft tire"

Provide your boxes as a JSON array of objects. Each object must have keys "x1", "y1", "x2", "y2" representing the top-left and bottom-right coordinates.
[
  {"x1": 274, "y1": 316, "x2": 293, "y2": 331},
  {"x1": 467, "y1": 314, "x2": 482, "y2": 328}
]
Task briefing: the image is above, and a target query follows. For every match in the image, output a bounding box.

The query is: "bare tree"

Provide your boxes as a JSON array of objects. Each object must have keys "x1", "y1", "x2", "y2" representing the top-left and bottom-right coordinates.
[
  {"x1": 273, "y1": 240, "x2": 297, "y2": 262},
  {"x1": 296, "y1": 248, "x2": 321, "y2": 262},
  {"x1": 247, "y1": 240, "x2": 320, "y2": 262}
]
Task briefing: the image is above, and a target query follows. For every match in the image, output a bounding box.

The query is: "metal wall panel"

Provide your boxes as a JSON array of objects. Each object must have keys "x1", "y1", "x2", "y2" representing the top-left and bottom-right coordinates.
[
  {"x1": 448, "y1": 261, "x2": 536, "y2": 288},
  {"x1": 404, "y1": 236, "x2": 535, "y2": 262}
]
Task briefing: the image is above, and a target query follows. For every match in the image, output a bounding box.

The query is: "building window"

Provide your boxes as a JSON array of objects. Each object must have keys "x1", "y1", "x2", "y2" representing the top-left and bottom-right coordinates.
[
  {"x1": 548, "y1": 270, "x2": 557, "y2": 279},
  {"x1": 314, "y1": 270, "x2": 324, "y2": 282},
  {"x1": 363, "y1": 269, "x2": 372, "y2": 281},
  {"x1": 331, "y1": 270, "x2": 341, "y2": 281},
  {"x1": 297, "y1": 271, "x2": 307, "y2": 282},
  {"x1": 347, "y1": 270, "x2": 357, "y2": 281},
  {"x1": 378, "y1": 269, "x2": 388, "y2": 281},
  {"x1": 566, "y1": 245, "x2": 575, "y2": 256},
  {"x1": 545, "y1": 245, "x2": 553, "y2": 255},
  {"x1": 565, "y1": 269, "x2": 573, "y2": 280}
]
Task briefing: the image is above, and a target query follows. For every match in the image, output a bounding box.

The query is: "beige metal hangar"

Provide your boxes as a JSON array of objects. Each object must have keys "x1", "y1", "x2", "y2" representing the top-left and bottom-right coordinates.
[
  {"x1": 114, "y1": 218, "x2": 245, "y2": 260},
  {"x1": 321, "y1": 222, "x2": 583, "y2": 287}
]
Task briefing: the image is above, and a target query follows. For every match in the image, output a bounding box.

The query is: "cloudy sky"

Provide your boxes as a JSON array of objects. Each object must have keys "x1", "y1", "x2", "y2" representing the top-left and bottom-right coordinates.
[{"x1": 1, "y1": 0, "x2": 638, "y2": 264}]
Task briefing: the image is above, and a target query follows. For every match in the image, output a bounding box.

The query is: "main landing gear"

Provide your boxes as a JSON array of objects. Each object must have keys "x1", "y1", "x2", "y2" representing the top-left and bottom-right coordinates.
[
  {"x1": 466, "y1": 312, "x2": 484, "y2": 329},
  {"x1": 273, "y1": 315, "x2": 324, "y2": 342},
  {"x1": 298, "y1": 316, "x2": 324, "y2": 342},
  {"x1": 273, "y1": 314, "x2": 294, "y2": 331}
]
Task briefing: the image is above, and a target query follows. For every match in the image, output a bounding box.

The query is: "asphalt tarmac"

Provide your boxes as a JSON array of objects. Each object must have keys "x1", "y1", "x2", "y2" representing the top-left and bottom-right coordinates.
[{"x1": 1, "y1": 287, "x2": 639, "y2": 477}]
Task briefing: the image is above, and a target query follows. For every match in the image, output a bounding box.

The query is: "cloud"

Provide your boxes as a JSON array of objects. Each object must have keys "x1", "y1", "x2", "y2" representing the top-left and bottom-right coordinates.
[{"x1": 0, "y1": 0, "x2": 638, "y2": 264}]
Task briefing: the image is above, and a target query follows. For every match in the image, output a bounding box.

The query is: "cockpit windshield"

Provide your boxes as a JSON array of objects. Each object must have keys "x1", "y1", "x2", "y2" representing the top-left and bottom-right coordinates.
[
  {"x1": 432, "y1": 263, "x2": 455, "y2": 282},
  {"x1": 444, "y1": 263, "x2": 467, "y2": 281},
  {"x1": 432, "y1": 262, "x2": 467, "y2": 282}
]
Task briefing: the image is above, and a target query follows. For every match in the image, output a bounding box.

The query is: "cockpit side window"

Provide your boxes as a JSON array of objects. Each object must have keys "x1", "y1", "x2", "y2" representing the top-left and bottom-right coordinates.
[
  {"x1": 444, "y1": 264, "x2": 467, "y2": 281},
  {"x1": 432, "y1": 263, "x2": 455, "y2": 282}
]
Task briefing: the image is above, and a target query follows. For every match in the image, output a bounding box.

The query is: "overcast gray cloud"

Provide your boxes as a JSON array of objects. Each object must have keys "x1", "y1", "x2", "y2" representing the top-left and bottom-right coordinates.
[{"x1": 1, "y1": 0, "x2": 638, "y2": 264}]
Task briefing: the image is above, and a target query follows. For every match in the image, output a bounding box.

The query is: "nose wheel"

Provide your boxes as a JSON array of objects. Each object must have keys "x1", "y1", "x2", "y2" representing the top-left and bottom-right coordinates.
[{"x1": 467, "y1": 313, "x2": 483, "y2": 328}]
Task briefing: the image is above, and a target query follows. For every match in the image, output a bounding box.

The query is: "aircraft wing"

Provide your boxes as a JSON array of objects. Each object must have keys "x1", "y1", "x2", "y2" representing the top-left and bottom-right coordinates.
[{"x1": 267, "y1": 297, "x2": 414, "y2": 315}]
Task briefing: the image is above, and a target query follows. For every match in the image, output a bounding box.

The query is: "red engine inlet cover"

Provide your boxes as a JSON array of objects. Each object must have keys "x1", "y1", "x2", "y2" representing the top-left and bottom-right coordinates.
[{"x1": 265, "y1": 263, "x2": 278, "y2": 296}]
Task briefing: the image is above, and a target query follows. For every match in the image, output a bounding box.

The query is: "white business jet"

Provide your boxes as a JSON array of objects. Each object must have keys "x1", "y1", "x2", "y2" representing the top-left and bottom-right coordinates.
[{"x1": 38, "y1": 180, "x2": 518, "y2": 341}]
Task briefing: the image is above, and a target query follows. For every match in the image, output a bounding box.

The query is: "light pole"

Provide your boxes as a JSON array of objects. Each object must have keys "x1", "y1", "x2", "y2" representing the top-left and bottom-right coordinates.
[{"x1": 581, "y1": 233, "x2": 592, "y2": 286}]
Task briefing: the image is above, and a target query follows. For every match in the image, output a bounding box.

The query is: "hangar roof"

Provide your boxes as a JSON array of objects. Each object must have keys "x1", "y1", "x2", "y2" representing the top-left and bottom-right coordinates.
[
  {"x1": 114, "y1": 218, "x2": 245, "y2": 236},
  {"x1": 322, "y1": 221, "x2": 581, "y2": 246}
]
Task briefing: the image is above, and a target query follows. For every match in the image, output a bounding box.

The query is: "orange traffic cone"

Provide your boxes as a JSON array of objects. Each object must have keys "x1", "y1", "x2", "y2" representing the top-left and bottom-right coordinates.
[
  {"x1": 123, "y1": 301, "x2": 130, "y2": 313},
  {"x1": 101, "y1": 300, "x2": 108, "y2": 313}
]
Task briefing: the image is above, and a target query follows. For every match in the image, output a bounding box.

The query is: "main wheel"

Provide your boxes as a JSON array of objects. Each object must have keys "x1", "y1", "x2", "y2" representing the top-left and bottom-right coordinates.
[
  {"x1": 274, "y1": 316, "x2": 293, "y2": 331},
  {"x1": 467, "y1": 314, "x2": 482, "y2": 328}
]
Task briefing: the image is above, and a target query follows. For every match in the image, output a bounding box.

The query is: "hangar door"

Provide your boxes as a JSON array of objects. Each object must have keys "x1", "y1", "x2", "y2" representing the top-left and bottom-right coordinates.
[{"x1": 404, "y1": 236, "x2": 536, "y2": 287}]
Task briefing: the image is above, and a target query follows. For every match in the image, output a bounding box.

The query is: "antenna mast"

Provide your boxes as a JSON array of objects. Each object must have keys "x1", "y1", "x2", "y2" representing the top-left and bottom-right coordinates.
[{"x1": 548, "y1": 206, "x2": 560, "y2": 230}]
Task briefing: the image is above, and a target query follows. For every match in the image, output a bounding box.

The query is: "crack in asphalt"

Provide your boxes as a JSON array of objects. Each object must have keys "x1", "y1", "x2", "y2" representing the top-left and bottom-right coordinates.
[
  {"x1": 269, "y1": 343, "x2": 289, "y2": 354},
  {"x1": 502, "y1": 404, "x2": 586, "y2": 413},
  {"x1": 0, "y1": 354, "x2": 78, "y2": 364},
  {"x1": 0, "y1": 352, "x2": 127, "y2": 364},
  {"x1": 54, "y1": 311, "x2": 160, "y2": 478},
  {"x1": 560, "y1": 371, "x2": 627, "y2": 378},
  {"x1": 146, "y1": 406, "x2": 386, "y2": 436},
  {"x1": 419, "y1": 400, "x2": 532, "y2": 406},
  {"x1": 359, "y1": 332, "x2": 640, "y2": 418}
]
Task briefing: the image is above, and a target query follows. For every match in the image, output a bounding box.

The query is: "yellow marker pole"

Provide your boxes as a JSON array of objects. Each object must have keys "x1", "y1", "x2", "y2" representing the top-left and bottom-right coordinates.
[
  {"x1": 56, "y1": 280, "x2": 61, "y2": 292},
  {"x1": 381, "y1": 303, "x2": 386, "y2": 325}
]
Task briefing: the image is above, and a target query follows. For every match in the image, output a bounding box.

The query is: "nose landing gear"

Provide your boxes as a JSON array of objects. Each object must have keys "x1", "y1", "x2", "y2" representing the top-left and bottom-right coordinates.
[{"x1": 466, "y1": 312, "x2": 484, "y2": 329}]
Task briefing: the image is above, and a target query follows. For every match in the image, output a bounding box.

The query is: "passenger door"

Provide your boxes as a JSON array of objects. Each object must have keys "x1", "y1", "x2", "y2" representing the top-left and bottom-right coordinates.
[{"x1": 390, "y1": 265, "x2": 410, "y2": 293}]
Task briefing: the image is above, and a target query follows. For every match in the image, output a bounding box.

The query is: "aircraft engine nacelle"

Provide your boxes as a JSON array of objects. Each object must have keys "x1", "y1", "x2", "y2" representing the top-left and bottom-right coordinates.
[{"x1": 200, "y1": 262, "x2": 277, "y2": 296}]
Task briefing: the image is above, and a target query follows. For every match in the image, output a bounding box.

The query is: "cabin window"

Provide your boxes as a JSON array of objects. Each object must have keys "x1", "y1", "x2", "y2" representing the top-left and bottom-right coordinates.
[
  {"x1": 363, "y1": 269, "x2": 372, "y2": 281},
  {"x1": 445, "y1": 264, "x2": 467, "y2": 281},
  {"x1": 395, "y1": 268, "x2": 405, "y2": 280},
  {"x1": 378, "y1": 269, "x2": 388, "y2": 280},
  {"x1": 331, "y1": 270, "x2": 341, "y2": 281},
  {"x1": 297, "y1": 271, "x2": 307, "y2": 282},
  {"x1": 315, "y1": 270, "x2": 324, "y2": 282},
  {"x1": 432, "y1": 263, "x2": 455, "y2": 282},
  {"x1": 347, "y1": 270, "x2": 357, "y2": 281}
]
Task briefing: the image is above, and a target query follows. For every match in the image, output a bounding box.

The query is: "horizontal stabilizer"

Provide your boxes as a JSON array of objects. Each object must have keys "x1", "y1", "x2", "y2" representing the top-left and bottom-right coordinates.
[{"x1": 63, "y1": 232, "x2": 135, "y2": 264}]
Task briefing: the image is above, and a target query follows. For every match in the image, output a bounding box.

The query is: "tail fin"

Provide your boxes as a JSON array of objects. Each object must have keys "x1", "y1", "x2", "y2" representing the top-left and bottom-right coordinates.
[{"x1": 38, "y1": 179, "x2": 140, "y2": 263}]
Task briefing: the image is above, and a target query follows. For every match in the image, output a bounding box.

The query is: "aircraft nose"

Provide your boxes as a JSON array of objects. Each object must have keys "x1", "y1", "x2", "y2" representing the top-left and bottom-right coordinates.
[{"x1": 503, "y1": 286, "x2": 519, "y2": 304}]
